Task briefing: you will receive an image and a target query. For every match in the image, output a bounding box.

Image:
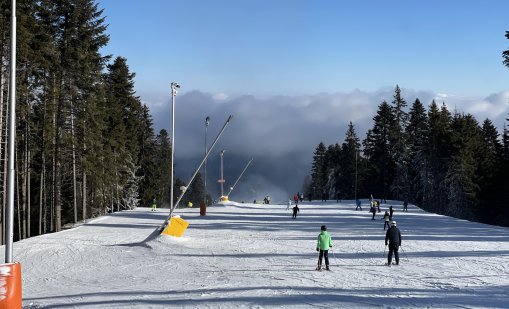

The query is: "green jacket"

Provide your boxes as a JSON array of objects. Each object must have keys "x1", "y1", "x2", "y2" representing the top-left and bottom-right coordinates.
[{"x1": 316, "y1": 231, "x2": 333, "y2": 250}]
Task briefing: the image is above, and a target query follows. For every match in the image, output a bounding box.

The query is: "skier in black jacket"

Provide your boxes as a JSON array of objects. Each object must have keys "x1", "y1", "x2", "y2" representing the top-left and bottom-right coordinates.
[{"x1": 385, "y1": 221, "x2": 402, "y2": 266}]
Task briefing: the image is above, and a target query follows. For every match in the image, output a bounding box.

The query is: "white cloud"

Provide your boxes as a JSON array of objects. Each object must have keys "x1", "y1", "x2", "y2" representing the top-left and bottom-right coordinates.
[
  {"x1": 213, "y1": 92, "x2": 229, "y2": 101},
  {"x1": 144, "y1": 87, "x2": 509, "y2": 201}
]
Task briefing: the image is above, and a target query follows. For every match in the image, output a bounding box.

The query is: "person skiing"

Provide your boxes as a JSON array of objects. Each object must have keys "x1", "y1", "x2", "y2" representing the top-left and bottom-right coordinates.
[
  {"x1": 294, "y1": 193, "x2": 299, "y2": 205},
  {"x1": 151, "y1": 199, "x2": 157, "y2": 211},
  {"x1": 370, "y1": 203, "x2": 377, "y2": 220},
  {"x1": 316, "y1": 225, "x2": 333, "y2": 271},
  {"x1": 403, "y1": 201, "x2": 408, "y2": 212},
  {"x1": 287, "y1": 198, "x2": 292, "y2": 210},
  {"x1": 382, "y1": 211, "x2": 390, "y2": 230},
  {"x1": 292, "y1": 204, "x2": 300, "y2": 219},
  {"x1": 356, "y1": 199, "x2": 362, "y2": 211},
  {"x1": 385, "y1": 221, "x2": 402, "y2": 266},
  {"x1": 299, "y1": 192, "x2": 304, "y2": 203},
  {"x1": 389, "y1": 205, "x2": 394, "y2": 220}
]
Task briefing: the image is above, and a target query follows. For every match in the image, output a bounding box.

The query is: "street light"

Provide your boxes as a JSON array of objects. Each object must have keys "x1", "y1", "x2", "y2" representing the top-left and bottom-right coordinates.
[
  {"x1": 169, "y1": 82, "x2": 180, "y2": 218},
  {"x1": 354, "y1": 149, "x2": 359, "y2": 202},
  {"x1": 204, "y1": 116, "x2": 210, "y2": 205},
  {"x1": 220, "y1": 149, "x2": 225, "y2": 197}
]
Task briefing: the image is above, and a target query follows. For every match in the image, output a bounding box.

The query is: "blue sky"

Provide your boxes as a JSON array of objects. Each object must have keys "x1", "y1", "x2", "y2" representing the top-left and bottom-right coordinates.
[{"x1": 100, "y1": 0, "x2": 509, "y2": 97}]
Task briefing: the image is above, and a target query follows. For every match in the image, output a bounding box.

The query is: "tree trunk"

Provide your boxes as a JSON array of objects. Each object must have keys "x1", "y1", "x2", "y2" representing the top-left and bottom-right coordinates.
[
  {"x1": 71, "y1": 100, "x2": 77, "y2": 223},
  {"x1": 21, "y1": 123, "x2": 27, "y2": 239},
  {"x1": 0, "y1": 53, "x2": 5, "y2": 245},
  {"x1": 51, "y1": 93, "x2": 56, "y2": 232},
  {"x1": 82, "y1": 166, "x2": 87, "y2": 220},
  {"x1": 54, "y1": 89, "x2": 63, "y2": 232},
  {"x1": 16, "y1": 153, "x2": 20, "y2": 240},
  {"x1": 27, "y1": 147, "x2": 31, "y2": 238},
  {"x1": 82, "y1": 116, "x2": 87, "y2": 220},
  {"x1": 39, "y1": 154, "x2": 45, "y2": 235}
]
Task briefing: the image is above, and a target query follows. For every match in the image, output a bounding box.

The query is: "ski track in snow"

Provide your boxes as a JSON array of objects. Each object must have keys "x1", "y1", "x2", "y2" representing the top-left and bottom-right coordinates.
[{"x1": 2, "y1": 200, "x2": 509, "y2": 308}]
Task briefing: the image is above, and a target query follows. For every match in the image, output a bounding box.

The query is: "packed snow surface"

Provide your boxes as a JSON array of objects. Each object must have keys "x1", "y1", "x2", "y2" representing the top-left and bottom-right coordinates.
[{"x1": 3, "y1": 200, "x2": 509, "y2": 308}]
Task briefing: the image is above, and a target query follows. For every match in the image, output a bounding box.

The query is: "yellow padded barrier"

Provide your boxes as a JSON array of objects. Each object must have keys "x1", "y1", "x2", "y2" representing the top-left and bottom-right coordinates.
[{"x1": 162, "y1": 217, "x2": 189, "y2": 237}]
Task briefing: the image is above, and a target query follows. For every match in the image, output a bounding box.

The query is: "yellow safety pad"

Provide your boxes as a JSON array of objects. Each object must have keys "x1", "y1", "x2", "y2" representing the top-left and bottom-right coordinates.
[{"x1": 162, "y1": 217, "x2": 189, "y2": 237}]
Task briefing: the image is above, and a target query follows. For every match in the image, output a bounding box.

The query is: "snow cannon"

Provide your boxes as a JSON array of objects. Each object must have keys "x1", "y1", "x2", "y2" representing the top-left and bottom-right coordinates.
[
  {"x1": 0, "y1": 262, "x2": 22, "y2": 309},
  {"x1": 220, "y1": 196, "x2": 229, "y2": 202},
  {"x1": 162, "y1": 216, "x2": 189, "y2": 237}
]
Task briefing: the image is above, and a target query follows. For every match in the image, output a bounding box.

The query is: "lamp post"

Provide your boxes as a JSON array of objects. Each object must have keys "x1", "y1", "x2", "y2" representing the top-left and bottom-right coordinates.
[
  {"x1": 5, "y1": 0, "x2": 17, "y2": 263},
  {"x1": 220, "y1": 149, "x2": 225, "y2": 197},
  {"x1": 169, "y1": 82, "x2": 180, "y2": 219},
  {"x1": 354, "y1": 149, "x2": 359, "y2": 202},
  {"x1": 204, "y1": 116, "x2": 210, "y2": 205}
]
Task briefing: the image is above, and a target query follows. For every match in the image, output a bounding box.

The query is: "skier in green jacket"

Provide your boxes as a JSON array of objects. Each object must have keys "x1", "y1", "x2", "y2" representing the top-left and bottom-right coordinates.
[{"x1": 316, "y1": 225, "x2": 333, "y2": 271}]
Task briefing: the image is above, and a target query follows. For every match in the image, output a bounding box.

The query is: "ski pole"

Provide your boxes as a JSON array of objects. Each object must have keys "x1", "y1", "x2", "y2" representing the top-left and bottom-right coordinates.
[
  {"x1": 400, "y1": 246, "x2": 409, "y2": 262},
  {"x1": 330, "y1": 249, "x2": 337, "y2": 265}
]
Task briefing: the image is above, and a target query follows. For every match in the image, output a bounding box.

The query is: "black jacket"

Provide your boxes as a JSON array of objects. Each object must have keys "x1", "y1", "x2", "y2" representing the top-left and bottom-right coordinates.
[{"x1": 385, "y1": 226, "x2": 401, "y2": 246}]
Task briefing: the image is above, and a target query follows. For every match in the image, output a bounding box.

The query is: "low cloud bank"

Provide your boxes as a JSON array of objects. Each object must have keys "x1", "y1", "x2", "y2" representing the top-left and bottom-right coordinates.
[{"x1": 141, "y1": 87, "x2": 509, "y2": 201}]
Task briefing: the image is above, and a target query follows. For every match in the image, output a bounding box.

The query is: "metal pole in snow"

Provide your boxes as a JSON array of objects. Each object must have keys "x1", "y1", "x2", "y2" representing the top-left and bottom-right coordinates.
[
  {"x1": 169, "y1": 82, "x2": 180, "y2": 219},
  {"x1": 5, "y1": 0, "x2": 17, "y2": 263},
  {"x1": 220, "y1": 149, "x2": 225, "y2": 197},
  {"x1": 226, "y1": 158, "x2": 253, "y2": 197},
  {"x1": 204, "y1": 116, "x2": 209, "y2": 205},
  {"x1": 161, "y1": 115, "x2": 233, "y2": 230}
]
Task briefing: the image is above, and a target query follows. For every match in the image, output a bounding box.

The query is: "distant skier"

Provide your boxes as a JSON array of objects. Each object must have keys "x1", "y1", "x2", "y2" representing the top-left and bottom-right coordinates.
[
  {"x1": 376, "y1": 200, "x2": 381, "y2": 212},
  {"x1": 389, "y1": 205, "x2": 394, "y2": 220},
  {"x1": 382, "y1": 211, "x2": 390, "y2": 230},
  {"x1": 370, "y1": 203, "x2": 377, "y2": 220},
  {"x1": 287, "y1": 198, "x2": 292, "y2": 210},
  {"x1": 299, "y1": 192, "x2": 304, "y2": 203},
  {"x1": 294, "y1": 193, "x2": 299, "y2": 205},
  {"x1": 316, "y1": 225, "x2": 333, "y2": 271},
  {"x1": 292, "y1": 204, "x2": 300, "y2": 219},
  {"x1": 336, "y1": 192, "x2": 341, "y2": 203},
  {"x1": 385, "y1": 221, "x2": 402, "y2": 266},
  {"x1": 403, "y1": 201, "x2": 408, "y2": 212},
  {"x1": 355, "y1": 199, "x2": 362, "y2": 211},
  {"x1": 151, "y1": 199, "x2": 157, "y2": 211},
  {"x1": 321, "y1": 190, "x2": 328, "y2": 203}
]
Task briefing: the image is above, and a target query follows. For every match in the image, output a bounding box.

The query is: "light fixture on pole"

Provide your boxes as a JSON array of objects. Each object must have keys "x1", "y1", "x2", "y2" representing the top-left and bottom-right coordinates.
[
  {"x1": 204, "y1": 116, "x2": 210, "y2": 205},
  {"x1": 220, "y1": 149, "x2": 225, "y2": 197},
  {"x1": 169, "y1": 82, "x2": 180, "y2": 219}
]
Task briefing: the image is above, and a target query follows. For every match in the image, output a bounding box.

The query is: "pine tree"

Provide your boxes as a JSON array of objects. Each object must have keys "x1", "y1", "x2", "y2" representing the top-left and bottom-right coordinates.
[
  {"x1": 363, "y1": 101, "x2": 396, "y2": 200},
  {"x1": 389, "y1": 86, "x2": 409, "y2": 200},
  {"x1": 309, "y1": 142, "x2": 328, "y2": 200},
  {"x1": 154, "y1": 129, "x2": 172, "y2": 206},
  {"x1": 405, "y1": 99, "x2": 428, "y2": 206},
  {"x1": 137, "y1": 105, "x2": 158, "y2": 207},
  {"x1": 326, "y1": 143, "x2": 340, "y2": 200},
  {"x1": 339, "y1": 122, "x2": 361, "y2": 199},
  {"x1": 445, "y1": 113, "x2": 482, "y2": 218}
]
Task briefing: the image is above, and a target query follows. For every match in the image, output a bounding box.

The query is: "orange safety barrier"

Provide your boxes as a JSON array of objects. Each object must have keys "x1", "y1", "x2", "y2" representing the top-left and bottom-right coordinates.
[
  {"x1": 162, "y1": 216, "x2": 189, "y2": 237},
  {"x1": 0, "y1": 262, "x2": 22, "y2": 309}
]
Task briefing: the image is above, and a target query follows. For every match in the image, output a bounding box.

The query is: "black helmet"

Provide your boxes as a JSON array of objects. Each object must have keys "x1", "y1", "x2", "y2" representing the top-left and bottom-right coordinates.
[{"x1": 321, "y1": 225, "x2": 327, "y2": 231}]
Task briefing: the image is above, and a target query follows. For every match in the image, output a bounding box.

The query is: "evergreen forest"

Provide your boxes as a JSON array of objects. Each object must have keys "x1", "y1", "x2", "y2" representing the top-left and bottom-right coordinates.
[
  {"x1": 0, "y1": 0, "x2": 206, "y2": 243},
  {"x1": 307, "y1": 86, "x2": 509, "y2": 227}
]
